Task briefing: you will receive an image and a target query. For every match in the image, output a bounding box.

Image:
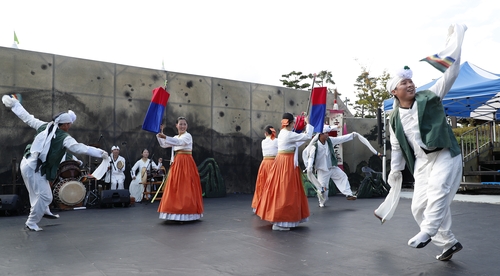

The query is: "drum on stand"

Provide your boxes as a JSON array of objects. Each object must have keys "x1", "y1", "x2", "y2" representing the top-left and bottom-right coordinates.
[
  {"x1": 52, "y1": 160, "x2": 86, "y2": 210},
  {"x1": 53, "y1": 179, "x2": 86, "y2": 207},
  {"x1": 58, "y1": 160, "x2": 82, "y2": 179}
]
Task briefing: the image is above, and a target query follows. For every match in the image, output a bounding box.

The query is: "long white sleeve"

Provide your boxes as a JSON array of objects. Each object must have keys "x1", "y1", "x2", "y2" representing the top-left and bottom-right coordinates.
[
  {"x1": 63, "y1": 137, "x2": 104, "y2": 158},
  {"x1": 11, "y1": 102, "x2": 46, "y2": 130},
  {"x1": 428, "y1": 23, "x2": 467, "y2": 99},
  {"x1": 130, "y1": 160, "x2": 141, "y2": 177},
  {"x1": 389, "y1": 123, "x2": 406, "y2": 172}
]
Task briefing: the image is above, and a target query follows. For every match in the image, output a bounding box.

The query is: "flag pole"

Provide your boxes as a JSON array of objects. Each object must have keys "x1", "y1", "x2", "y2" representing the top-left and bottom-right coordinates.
[
  {"x1": 151, "y1": 174, "x2": 167, "y2": 203},
  {"x1": 305, "y1": 73, "x2": 317, "y2": 116},
  {"x1": 162, "y1": 80, "x2": 168, "y2": 127}
]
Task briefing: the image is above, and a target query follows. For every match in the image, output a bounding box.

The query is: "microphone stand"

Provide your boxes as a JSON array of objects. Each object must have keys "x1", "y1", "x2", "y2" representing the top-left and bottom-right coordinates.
[
  {"x1": 100, "y1": 134, "x2": 111, "y2": 190},
  {"x1": 144, "y1": 154, "x2": 155, "y2": 204},
  {"x1": 109, "y1": 156, "x2": 116, "y2": 190},
  {"x1": 84, "y1": 134, "x2": 103, "y2": 207}
]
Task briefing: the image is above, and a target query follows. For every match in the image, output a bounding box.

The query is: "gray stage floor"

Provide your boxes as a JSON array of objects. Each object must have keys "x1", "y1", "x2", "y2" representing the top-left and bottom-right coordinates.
[{"x1": 1, "y1": 194, "x2": 498, "y2": 276}]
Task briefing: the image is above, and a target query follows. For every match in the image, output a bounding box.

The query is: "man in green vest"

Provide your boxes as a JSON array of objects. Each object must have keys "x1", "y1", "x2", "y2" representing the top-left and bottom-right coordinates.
[
  {"x1": 2, "y1": 95, "x2": 108, "y2": 232},
  {"x1": 383, "y1": 23, "x2": 466, "y2": 261}
]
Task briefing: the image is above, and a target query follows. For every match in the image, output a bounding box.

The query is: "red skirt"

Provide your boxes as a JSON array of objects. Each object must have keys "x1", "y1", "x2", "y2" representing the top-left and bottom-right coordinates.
[
  {"x1": 157, "y1": 153, "x2": 204, "y2": 215},
  {"x1": 251, "y1": 157, "x2": 275, "y2": 209},
  {"x1": 255, "y1": 152, "x2": 310, "y2": 223}
]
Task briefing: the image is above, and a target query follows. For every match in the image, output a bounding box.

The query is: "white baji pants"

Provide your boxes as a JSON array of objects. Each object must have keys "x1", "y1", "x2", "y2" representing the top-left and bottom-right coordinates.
[
  {"x1": 109, "y1": 173, "x2": 125, "y2": 190},
  {"x1": 412, "y1": 148, "x2": 462, "y2": 250},
  {"x1": 20, "y1": 156, "x2": 53, "y2": 227},
  {"x1": 317, "y1": 166, "x2": 353, "y2": 204}
]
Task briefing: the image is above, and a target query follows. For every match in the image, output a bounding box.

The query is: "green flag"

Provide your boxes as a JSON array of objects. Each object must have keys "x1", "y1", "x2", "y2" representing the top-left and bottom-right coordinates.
[{"x1": 14, "y1": 31, "x2": 19, "y2": 44}]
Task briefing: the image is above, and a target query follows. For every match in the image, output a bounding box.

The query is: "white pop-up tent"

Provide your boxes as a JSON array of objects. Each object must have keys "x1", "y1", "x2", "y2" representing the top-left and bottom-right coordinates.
[{"x1": 383, "y1": 62, "x2": 500, "y2": 120}]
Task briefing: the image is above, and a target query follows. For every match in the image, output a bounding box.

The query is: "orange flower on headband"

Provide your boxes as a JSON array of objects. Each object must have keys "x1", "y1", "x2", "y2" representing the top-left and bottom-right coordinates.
[
  {"x1": 281, "y1": 119, "x2": 289, "y2": 129},
  {"x1": 270, "y1": 128, "x2": 276, "y2": 140}
]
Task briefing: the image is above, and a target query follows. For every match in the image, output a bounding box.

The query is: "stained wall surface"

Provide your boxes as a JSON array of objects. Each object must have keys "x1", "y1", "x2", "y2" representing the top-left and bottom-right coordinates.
[{"x1": 0, "y1": 46, "x2": 381, "y2": 193}]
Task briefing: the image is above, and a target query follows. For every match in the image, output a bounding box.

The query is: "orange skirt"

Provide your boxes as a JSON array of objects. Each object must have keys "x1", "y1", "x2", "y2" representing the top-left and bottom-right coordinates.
[
  {"x1": 157, "y1": 153, "x2": 204, "y2": 215},
  {"x1": 255, "y1": 152, "x2": 310, "y2": 223},
  {"x1": 251, "y1": 157, "x2": 275, "y2": 209}
]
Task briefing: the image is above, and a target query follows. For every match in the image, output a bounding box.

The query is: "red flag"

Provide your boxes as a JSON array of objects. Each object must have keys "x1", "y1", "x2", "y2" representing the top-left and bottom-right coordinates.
[
  {"x1": 310, "y1": 87, "x2": 327, "y2": 133},
  {"x1": 142, "y1": 87, "x2": 170, "y2": 133}
]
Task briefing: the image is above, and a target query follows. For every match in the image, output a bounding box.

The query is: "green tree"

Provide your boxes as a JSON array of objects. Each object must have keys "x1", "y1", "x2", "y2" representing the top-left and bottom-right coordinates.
[
  {"x1": 280, "y1": 70, "x2": 338, "y2": 95},
  {"x1": 279, "y1": 71, "x2": 311, "y2": 90},
  {"x1": 314, "y1": 70, "x2": 339, "y2": 96},
  {"x1": 352, "y1": 67, "x2": 391, "y2": 118}
]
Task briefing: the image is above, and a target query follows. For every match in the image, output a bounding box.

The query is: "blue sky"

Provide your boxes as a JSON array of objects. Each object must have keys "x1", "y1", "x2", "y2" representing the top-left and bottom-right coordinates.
[{"x1": 1, "y1": 0, "x2": 500, "y2": 105}]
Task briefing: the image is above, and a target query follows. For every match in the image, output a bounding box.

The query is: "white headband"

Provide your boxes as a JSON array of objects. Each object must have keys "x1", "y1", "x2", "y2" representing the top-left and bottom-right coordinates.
[
  {"x1": 322, "y1": 125, "x2": 332, "y2": 133},
  {"x1": 111, "y1": 146, "x2": 120, "y2": 151},
  {"x1": 387, "y1": 66, "x2": 413, "y2": 92},
  {"x1": 55, "y1": 113, "x2": 72, "y2": 124},
  {"x1": 68, "y1": 110, "x2": 76, "y2": 123}
]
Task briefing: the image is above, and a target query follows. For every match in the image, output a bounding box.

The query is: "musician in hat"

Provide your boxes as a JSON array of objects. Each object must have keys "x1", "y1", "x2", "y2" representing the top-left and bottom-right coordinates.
[
  {"x1": 2, "y1": 95, "x2": 108, "y2": 231},
  {"x1": 105, "y1": 146, "x2": 126, "y2": 190}
]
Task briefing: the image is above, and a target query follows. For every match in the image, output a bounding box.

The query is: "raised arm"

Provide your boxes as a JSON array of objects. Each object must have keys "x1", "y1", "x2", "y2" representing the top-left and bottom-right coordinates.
[
  {"x1": 427, "y1": 24, "x2": 467, "y2": 99},
  {"x1": 3, "y1": 96, "x2": 46, "y2": 130}
]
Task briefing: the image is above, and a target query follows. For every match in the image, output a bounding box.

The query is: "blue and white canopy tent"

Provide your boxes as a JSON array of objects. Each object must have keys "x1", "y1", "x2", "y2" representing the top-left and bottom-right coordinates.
[{"x1": 383, "y1": 62, "x2": 500, "y2": 120}]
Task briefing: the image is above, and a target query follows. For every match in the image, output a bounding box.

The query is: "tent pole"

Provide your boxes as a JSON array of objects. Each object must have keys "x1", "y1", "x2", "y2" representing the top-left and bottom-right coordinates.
[
  {"x1": 493, "y1": 114, "x2": 497, "y2": 143},
  {"x1": 382, "y1": 110, "x2": 387, "y2": 182}
]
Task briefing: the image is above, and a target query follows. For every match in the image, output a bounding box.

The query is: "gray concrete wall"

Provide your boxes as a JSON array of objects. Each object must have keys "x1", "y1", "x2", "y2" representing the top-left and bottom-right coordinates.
[{"x1": 0, "y1": 46, "x2": 382, "y2": 193}]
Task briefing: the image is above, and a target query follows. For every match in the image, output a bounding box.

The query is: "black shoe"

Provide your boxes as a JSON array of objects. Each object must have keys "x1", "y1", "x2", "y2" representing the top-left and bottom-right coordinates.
[
  {"x1": 415, "y1": 238, "x2": 431, "y2": 249},
  {"x1": 408, "y1": 232, "x2": 431, "y2": 248},
  {"x1": 346, "y1": 195, "x2": 357, "y2": 200},
  {"x1": 436, "y1": 242, "x2": 463, "y2": 261}
]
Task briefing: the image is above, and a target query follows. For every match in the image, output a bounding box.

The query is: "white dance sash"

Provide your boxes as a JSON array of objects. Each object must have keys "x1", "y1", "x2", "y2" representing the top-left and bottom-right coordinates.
[{"x1": 90, "y1": 155, "x2": 111, "y2": 180}]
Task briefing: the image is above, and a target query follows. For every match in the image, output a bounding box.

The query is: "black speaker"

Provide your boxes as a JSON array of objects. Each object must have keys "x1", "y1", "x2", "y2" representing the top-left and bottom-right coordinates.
[
  {"x1": 100, "y1": 189, "x2": 130, "y2": 208},
  {"x1": 0, "y1": 194, "x2": 22, "y2": 215}
]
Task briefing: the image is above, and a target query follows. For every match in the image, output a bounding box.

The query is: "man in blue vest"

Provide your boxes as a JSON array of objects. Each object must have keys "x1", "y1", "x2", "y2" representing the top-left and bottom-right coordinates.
[
  {"x1": 384, "y1": 23, "x2": 466, "y2": 261},
  {"x1": 2, "y1": 95, "x2": 108, "y2": 232}
]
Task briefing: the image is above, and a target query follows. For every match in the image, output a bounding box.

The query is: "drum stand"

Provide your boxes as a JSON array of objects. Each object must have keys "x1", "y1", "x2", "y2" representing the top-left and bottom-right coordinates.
[
  {"x1": 83, "y1": 178, "x2": 100, "y2": 207},
  {"x1": 83, "y1": 154, "x2": 103, "y2": 207}
]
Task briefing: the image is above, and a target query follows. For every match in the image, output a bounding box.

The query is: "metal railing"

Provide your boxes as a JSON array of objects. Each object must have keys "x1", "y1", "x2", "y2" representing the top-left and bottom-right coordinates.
[{"x1": 460, "y1": 121, "x2": 499, "y2": 164}]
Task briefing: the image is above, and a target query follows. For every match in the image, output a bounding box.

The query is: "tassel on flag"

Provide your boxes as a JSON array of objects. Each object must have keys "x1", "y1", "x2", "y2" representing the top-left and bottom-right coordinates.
[
  {"x1": 293, "y1": 113, "x2": 306, "y2": 133},
  {"x1": 142, "y1": 86, "x2": 170, "y2": 133},
  {"x1": 310, "y1": 87, "x2": 327, "y2": 133}
]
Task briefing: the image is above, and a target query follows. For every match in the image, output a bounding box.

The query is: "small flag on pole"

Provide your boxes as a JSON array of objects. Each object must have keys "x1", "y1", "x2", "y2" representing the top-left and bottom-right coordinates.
[
  {"x1": 420, "y1": 54, "x2": 455, "y2": 73},
  {"x1": 310, "y1": 87, "x2": 327, "y2": 133},
  {"x1": 14, "y1": 31, "x2": 19, "y2": 44},
  {"x1": 142, "y1": 86, "x2": 170, "y2": 133}
]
